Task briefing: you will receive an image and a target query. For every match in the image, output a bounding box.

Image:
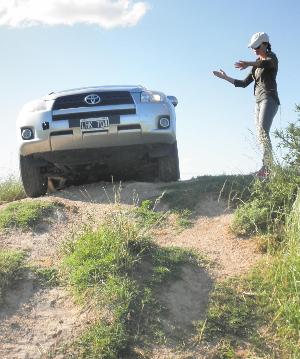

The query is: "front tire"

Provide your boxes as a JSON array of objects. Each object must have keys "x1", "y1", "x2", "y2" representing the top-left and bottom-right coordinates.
[
  {"x1": 157, "y1": 143, "x2": 180, "y2": 182},
  {"x1": 20, "y1": 156, "x2": 48, "y2": 198}
]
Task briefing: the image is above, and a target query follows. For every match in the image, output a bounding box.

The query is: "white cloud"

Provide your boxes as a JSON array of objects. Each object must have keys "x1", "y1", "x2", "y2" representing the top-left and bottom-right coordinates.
[{"x1": 0, "y1": 0, "x2": 149, "y2": 29}]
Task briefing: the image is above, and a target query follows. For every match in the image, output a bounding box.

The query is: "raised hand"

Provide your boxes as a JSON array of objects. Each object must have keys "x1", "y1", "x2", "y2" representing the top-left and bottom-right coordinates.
[
  {"x1": 213, "y1": 69, "x2": 227, "y2": 80},
  {"x1": 234, "y1": 61, "x2": 248, "y2": 70}
]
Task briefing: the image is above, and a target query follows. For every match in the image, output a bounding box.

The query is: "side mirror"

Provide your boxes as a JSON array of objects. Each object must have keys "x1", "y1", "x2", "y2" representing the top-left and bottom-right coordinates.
[{"x1": 167, "y1": 96, "x2": 178, "y2": 107}]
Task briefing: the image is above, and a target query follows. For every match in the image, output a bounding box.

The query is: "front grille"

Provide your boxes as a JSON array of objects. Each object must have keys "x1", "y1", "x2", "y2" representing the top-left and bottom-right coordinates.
[
  {"x1": 52, "y1": 108, "x2": 136, "y2": 121},
  {"x1": 52, "y1": 109, "x2": 136, "y2": 131},
  {"x1": 52, "y1": 91, "x2": 134, "y2": 110}
]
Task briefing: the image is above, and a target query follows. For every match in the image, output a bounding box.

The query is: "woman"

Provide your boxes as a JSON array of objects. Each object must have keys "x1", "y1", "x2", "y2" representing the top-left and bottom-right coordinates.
[{"x1": 213, "y1": 32, "x2": 280, "y2": 177}]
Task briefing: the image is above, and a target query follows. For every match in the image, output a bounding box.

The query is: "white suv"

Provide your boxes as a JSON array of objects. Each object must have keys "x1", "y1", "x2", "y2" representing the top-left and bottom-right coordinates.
[{"x1": 17, "y1": 85, "x2": 180, "y2": 197}]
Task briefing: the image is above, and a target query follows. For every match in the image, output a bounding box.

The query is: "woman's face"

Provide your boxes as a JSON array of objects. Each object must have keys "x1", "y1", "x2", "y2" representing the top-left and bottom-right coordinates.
[{"x1": 253, "y1": 43, "x2": 267, "y2": 57}]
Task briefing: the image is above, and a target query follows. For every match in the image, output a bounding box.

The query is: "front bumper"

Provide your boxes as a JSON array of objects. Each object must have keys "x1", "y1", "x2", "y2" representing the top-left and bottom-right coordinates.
[{"x1": 17, "y1": 101, "x2": 176, "y2": 156}]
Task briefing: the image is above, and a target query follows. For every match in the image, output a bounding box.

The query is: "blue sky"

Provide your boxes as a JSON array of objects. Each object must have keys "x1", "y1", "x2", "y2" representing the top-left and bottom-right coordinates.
[{"x1": 1, "y1": 0, "x2": 299, "y2": 179}]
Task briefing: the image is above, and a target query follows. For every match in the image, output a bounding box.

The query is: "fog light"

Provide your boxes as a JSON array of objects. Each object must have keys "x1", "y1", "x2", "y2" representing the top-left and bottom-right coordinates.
[
  {"x1": 21, "y1": 128, "x2": 34, "y2": 140},
  {"x1": 159, "y1": 117, "x2": 170, "y2": 128}
]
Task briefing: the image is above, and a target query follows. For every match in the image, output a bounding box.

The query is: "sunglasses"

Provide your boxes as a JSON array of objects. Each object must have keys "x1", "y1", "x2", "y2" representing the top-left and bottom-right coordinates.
[{"x1": 254, "y1": 44, "x2": 262, "y2": 50}]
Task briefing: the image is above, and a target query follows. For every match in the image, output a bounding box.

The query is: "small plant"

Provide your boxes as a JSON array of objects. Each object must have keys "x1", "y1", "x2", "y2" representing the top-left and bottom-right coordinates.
[
  {"x1": 0, "y1": 175, "x2": 26, "y2": 203},
  {"x1": 134, "y1": 199, "x2": 165, "y2": 227},
  {"x1": 0, "y1": 200, "x2": 59, "y2": 230},
  {"x1": 0, "y1": 249, "x2": 25, "y2": 303}
]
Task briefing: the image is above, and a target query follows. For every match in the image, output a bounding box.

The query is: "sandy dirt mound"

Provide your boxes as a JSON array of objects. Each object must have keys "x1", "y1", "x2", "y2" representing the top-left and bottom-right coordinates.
[{"x1": 0, "y1": 182, "x2": 263, "y2": 358}]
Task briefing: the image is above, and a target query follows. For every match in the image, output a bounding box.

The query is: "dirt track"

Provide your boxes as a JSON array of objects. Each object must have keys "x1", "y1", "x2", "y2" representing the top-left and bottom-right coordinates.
[{"x1": 0, "y1": 181, "x2": 263, "y2": 358}]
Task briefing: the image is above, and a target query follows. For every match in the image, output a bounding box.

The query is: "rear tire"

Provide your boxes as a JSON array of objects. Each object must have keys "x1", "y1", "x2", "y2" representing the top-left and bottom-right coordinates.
[
  {"x1": 157, "y1": 143, "x2": 180, "y2": 182},
  {"x1": 20, "y1": 156, "x2": 48, "y2": 198}
]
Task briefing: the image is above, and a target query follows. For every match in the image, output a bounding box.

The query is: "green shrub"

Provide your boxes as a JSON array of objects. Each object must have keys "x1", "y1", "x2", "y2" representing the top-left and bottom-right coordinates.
[
  {"x1": 275, "y1": 105, "x2": 300, "y2": 167},
  {"x1": 232, "y1": 165, "x2": 300, "y2": 236},
  {"x1": 232, "y1": 107, "x2": 300, "y2": 237}
]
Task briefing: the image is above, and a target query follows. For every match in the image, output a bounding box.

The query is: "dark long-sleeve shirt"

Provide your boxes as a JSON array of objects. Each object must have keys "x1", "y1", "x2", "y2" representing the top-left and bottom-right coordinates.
[{"x1": 234, "y1": 52, "x2": 280, "y2": 105}]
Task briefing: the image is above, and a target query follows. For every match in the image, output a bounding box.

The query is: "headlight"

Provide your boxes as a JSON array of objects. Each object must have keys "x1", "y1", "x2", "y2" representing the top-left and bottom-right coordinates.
[
  {"x1": 22, "y1": 99, "x2": 47, "y2": 113},
  {"x1": 141, "y1": 91, "x2": 165, "y2": 103}
]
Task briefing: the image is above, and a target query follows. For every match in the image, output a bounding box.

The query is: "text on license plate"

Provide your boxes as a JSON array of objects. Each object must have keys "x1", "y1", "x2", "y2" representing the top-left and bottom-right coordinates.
[{"x1": 80, "y1": 118, "x2": 109, "y2": 131}]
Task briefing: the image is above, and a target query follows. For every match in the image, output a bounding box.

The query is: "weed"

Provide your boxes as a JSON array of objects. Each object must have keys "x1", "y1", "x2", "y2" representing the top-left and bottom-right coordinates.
[{"x1": 0, "y1": 200, "x2": 59, "y2": 230}]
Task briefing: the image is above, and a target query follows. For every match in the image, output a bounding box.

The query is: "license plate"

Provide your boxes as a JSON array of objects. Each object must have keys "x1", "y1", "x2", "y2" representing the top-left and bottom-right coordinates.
[{"x1": 80, "y1": 117, "x2": 109, "y2": 131}]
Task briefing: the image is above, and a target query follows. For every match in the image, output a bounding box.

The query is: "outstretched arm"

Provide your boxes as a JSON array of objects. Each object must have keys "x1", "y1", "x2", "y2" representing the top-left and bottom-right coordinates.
[
  {"x1": 213, "y1": 69, "x2": 235, "y2": 84},
  {"x1": 213, "y1": 68, "x2": 253, "y2": 88}
]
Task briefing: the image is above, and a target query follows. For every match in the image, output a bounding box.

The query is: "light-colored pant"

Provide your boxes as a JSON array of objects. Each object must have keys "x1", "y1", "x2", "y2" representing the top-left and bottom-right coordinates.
[{"x1": 255, "y1": 97, "x2": 279, "y2": 167}]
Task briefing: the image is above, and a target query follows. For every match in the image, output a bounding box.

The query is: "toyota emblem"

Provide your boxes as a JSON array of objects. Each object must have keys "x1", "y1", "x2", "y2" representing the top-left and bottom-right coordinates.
[{"x1": 84, "y1": 94, "x2": 101, "y2": 105}]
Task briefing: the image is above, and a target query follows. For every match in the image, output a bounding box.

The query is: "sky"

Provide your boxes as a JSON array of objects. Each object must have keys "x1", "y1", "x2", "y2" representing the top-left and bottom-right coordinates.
[{"x1": 0, "y1": 0, "x2": 300, "y2": 180}]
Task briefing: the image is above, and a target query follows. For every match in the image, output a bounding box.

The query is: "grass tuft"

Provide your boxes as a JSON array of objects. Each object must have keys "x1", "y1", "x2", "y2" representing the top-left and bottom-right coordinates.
[
  {"x1": 0, "y1": 200, "x2": 59, "y2": 230},
  {"x1": 61, "y1": 210, "x2": 205, "y2": 358},
  {"x1": 0, "y1": 175, "x2": 26, "y2": 203}
]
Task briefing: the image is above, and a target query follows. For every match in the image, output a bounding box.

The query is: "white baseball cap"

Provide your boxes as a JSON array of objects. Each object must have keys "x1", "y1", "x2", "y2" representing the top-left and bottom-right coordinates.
[{"x1": 248, "y1": 32, "x2": 269, "y2": 48}]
